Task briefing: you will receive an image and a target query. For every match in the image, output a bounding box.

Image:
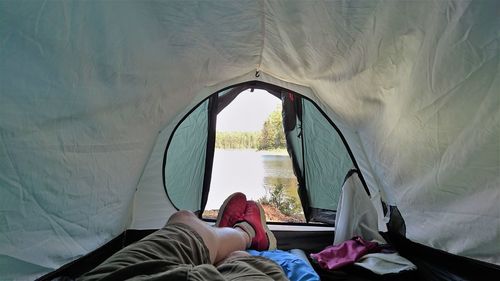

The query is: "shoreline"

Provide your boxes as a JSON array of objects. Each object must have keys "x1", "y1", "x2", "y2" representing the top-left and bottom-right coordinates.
[{"x1": 215, "y1": 148, "x2": 288, "y2": 156}]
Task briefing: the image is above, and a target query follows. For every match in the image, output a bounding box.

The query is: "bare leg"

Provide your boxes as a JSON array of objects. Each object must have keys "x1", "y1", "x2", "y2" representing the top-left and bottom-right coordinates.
[{"x1": 167, "y1": 210, "x2": 251, "y2": 264}]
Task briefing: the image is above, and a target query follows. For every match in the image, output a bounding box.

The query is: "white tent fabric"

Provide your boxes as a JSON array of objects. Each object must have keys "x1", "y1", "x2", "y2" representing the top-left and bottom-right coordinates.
[
  {"x1": 0, "y1": 1, "x2": 499, "y2": 280},
  {"x1": 333, "y1": 172, "x2": 416, "y2": 274},
  {"x1": 333, "y1": 173, "x2": 386, "y2": 246}
]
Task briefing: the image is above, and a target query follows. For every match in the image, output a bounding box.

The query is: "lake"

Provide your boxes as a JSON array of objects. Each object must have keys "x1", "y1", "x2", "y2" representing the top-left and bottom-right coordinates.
[{"x1": 205, "y1": 149, "x2": 299, "y2": 210}]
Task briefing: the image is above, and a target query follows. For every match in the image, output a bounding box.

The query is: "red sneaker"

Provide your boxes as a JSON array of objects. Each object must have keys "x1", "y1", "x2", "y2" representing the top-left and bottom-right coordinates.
[
  {"x1": 241, "y1": 201, "x2": 277, "y2": 250},
  {"x1": 215, "y1": 192, "x2": 247, "y2": 228}
]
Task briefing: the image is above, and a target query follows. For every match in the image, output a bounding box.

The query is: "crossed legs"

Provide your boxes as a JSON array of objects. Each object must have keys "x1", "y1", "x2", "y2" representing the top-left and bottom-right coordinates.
[
  {"x1": 167, "y1": 210, "x2": 251, "y2": 264},
  {"x1": 78, "y1": 195, "x2": 285, "y2": 281}
]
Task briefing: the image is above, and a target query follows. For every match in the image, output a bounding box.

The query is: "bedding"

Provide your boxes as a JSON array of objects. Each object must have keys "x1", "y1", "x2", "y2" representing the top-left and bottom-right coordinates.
[{"x1": 247, "y1": 249, "x2": 320, "y2": 281}]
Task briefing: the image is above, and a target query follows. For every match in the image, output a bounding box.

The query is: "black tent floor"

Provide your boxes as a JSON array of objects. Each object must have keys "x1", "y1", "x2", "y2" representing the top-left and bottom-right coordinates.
[
  {"x1": 313, "y1": 232, "x2": 500, "y2": 281},
  {"x1": 39, "y1": 228, "x2": 500, "y2": 281},
  {"x1": 315, "y1": 266, "x2": 420, "y2": 281}
]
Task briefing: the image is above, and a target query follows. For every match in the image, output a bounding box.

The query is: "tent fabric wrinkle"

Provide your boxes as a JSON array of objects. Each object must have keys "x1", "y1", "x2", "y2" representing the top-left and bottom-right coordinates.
[{"x1": 1, "y1": 0, "x2": 499, "y2": 279}]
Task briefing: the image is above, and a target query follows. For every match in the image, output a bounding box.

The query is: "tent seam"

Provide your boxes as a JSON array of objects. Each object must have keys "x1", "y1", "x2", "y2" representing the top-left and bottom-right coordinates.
[{"x1": 257, "y1": 0, "x2": 266, "y2": 71}]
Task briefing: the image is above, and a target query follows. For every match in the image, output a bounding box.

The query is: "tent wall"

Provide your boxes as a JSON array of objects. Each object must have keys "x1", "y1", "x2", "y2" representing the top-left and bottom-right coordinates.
[
  {"x1": 258, "y1": 0, "x2": 500, "y2": 265},
  {"x1": 1, "y1": 0, "x2": 499, "y2": 279},
  {"x1": 0, "y1": 1, "x2": 262, "y2": 279},
  {"x1": 302, "y1": 99, "x2": 354, "y2": 214},
  {"x1": 164, "y1": 99, "x2": 209, "y2": 212}
]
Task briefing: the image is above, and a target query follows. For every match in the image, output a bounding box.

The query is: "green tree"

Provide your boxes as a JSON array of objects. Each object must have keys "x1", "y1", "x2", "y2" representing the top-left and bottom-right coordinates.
[
  {"x1": 258, "y1": 106, "x2": 286, "y2": 150},
  {"x1": 215, "y1": 131, "x2": 259, "y2": 149},
  {"x1": 215, "y1": 106, "x2": 286, "y2": 151}
]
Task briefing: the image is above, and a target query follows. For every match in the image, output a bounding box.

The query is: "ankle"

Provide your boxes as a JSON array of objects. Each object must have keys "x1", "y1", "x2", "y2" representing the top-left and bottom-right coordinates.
[
  {"x1": 234, "y1": 223, "x2": 254, "y2": 248},
  {"x1": 239, "y1": 201, "x2": 276, "y2": 251}
]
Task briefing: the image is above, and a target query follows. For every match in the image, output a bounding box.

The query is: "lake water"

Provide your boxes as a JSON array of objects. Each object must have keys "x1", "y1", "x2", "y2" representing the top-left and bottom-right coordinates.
[{"x1": 205, "y1": 149, "x2": 299, "y2": 210}]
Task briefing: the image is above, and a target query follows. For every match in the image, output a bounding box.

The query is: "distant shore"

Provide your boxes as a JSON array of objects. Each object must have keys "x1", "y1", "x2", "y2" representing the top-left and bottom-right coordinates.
[
  {"x1": 215, "y1": 148, "x2": 288, "y2": 156},
  {"x1": 258, "y1": 148, "x2": 288, "y2": 155}
]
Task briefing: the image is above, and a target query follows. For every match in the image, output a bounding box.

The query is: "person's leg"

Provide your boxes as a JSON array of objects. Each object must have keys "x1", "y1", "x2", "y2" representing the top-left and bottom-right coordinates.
[
  {"x1": 78, "y1": 221, "x2": 213, "y2": 281},
  {"x1": 79, "y1": 203, "x2": 283, "y2": 281},
  {"x1": 163, "y1": 212, "x2": 285, "y2": 281},
  {"x1": 166, "y1": 191, "x2": 277, "y2": 264},
  {"x1": 215, "y1": 193, "x2": 277, "y2": 251},
  {"x1": 167, "y1": 210, "x2": 251, "y2": 264}
]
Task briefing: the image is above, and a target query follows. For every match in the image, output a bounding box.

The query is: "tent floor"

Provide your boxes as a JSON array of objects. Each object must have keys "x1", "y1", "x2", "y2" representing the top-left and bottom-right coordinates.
[{"x1": 39, "y1": 228, "x2": 500, "y2": 281}]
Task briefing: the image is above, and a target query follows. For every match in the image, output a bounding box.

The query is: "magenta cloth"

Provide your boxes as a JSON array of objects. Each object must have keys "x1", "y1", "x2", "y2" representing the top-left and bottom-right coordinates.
[{"x1": 310, "y1": 237, "x2": 379, "y2": 270}]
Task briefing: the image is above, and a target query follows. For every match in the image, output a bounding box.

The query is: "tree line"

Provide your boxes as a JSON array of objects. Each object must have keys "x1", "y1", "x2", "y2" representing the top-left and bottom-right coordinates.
[
  {"x1": 215, "y1": 131, "x2": 260, "y2": 149},
  {"x1": 215, "y1": 106, "x2": 287, "y2": 150}
]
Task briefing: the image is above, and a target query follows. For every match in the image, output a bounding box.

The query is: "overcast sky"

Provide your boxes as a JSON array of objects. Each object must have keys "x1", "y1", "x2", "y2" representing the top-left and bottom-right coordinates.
[{"x1": 217, "y1": 89, "x2": 281, "y2": 132}]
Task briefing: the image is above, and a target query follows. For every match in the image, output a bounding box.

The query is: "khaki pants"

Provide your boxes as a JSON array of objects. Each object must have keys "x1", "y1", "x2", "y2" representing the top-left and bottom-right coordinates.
[{"x1": 78, "y1": 223, "x2": 288, "y2": 281}]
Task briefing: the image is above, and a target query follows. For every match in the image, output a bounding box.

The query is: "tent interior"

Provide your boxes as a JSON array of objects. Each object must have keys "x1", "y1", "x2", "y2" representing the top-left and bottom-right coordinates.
[{"x1": 1, "y1": 1, "x2": 499, "y2": 280}]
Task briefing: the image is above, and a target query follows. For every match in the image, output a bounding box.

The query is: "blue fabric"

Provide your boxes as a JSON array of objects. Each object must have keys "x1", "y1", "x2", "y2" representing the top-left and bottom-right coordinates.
[{"x1": 247, "y1": 250, "x2": 320, "y2": 281}]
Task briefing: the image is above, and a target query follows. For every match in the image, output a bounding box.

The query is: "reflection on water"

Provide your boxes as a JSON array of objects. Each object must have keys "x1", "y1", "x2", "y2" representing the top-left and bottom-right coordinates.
[{"x1": 205, "y1": 149, "x2": 299, "y2": 210}]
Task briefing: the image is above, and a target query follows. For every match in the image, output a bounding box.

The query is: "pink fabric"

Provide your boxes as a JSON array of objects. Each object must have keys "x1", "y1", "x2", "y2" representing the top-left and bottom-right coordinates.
[{"x1": 310, "y1": 237, "x2": 379, "y2": 270}]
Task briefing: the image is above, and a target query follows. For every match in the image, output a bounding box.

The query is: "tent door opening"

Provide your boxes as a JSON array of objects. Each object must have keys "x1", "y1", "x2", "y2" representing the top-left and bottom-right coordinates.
[{"x1": 163, "y1": 81, "x2": 370, "y2": 225}]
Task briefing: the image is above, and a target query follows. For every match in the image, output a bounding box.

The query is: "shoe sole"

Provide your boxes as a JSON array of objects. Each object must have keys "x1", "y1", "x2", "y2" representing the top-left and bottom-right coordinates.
[
  {"x1": 215, "y1": 192, "x2": 244, "y2": 227},
  {"x1": 256, "y1": 202, "x2": 277, "y2": 250}
]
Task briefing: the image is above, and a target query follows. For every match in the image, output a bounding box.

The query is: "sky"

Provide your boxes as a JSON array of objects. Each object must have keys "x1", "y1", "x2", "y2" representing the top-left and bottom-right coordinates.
[{"x1": 217, "y1": 89, "x2": 281, "y2": 132}]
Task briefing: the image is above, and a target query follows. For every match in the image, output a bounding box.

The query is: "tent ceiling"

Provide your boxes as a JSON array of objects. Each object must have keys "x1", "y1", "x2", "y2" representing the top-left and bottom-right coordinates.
[{"x1": 1, "y1": 1, "x2": 499, "y2": 279}]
